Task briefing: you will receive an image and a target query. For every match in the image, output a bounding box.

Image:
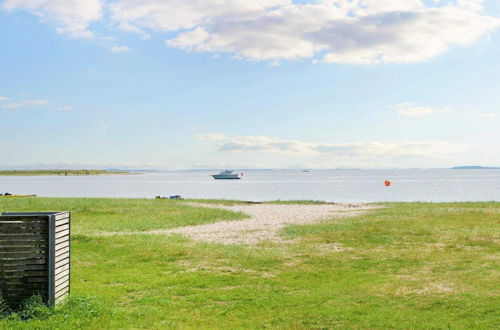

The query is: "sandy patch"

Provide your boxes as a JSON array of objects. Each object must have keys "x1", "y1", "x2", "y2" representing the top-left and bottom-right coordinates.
[{"x1": 147, "y1": 203, "x2": 378, "y2": 245}]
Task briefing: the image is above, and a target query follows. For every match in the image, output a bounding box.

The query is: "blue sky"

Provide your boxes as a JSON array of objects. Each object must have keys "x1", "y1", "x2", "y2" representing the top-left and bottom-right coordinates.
[{"x1": 1, "y1": 0, "x2": 499, "y2": 169}]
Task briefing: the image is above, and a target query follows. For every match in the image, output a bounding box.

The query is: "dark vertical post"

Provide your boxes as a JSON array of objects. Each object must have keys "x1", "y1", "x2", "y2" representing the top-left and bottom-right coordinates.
[{"x1": 47, "y1": 214, "x2": 56, "y2": 306}]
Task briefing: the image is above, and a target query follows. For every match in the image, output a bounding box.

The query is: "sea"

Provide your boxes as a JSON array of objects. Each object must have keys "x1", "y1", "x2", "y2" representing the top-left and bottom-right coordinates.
[{"x1": 1, "y1": 169, "x2": 499, "y2": 202}]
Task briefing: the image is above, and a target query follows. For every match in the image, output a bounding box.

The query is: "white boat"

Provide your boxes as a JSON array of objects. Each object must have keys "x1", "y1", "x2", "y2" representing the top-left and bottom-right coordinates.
[{"x1": 211, "y1": 169, "x2": 242, "y2": 180}]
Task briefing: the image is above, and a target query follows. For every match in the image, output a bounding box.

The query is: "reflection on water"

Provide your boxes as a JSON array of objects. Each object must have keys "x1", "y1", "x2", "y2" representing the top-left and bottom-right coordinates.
[{"x1": 0, "y1": 169, "x2": 499, "y2": 202}]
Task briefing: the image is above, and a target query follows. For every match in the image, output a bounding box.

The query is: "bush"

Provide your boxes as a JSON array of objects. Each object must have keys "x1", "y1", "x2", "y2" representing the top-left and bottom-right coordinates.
[
  {"x1": 0, "y1": 293, "x2": 12, "y2": 319},
  {"x1": 0, "y1": 294, "x2": 53, "y2": 321}
]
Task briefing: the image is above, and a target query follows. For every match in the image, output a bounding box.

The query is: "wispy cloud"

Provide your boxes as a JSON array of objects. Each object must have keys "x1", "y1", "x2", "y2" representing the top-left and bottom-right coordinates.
[
  {"x1": 216, "y1": 136, "x2": 469, "y2": 157},
  {"x1": 396, "y1": 104, "x2": 451, "y2": 116},
  {"x1": 2, "y1": 0, "x2": 102, "y2": 38},
  {"x1": 479, "y1": 112, "x2": 497, "y2": 118},
  {"x1": 0, "y1": 96, "x2": 9, "y2": 101},
  {"x1": 196, "y1": 133, "x2": 227, "y2": 141},
  {"x1": 211, "y1": 135, "x2": 491, "y2": 168},
  {"x1": 57, "y1": 106, "x2": 74, "y2": 111},
  {"x1": 109, "y1": 45, "x2": 131, "y2": 53},
  {"x1": 0, "y1": 99, "x2": 48, "y2": 109}
]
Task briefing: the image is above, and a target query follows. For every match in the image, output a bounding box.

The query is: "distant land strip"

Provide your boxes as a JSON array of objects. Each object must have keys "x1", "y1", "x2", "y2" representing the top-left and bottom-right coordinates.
[
  {"x1": 452, "y1": 166, "x2": 500, "y2": 170},
  {"x1": 0, "y1": 169, "x2": 131, "y2": 176}
]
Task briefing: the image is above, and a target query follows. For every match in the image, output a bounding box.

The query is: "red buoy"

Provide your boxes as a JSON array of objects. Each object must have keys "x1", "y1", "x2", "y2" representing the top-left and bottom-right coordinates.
[{"x1": 385, "y1": 180, "x2": 391, "y2": 187}]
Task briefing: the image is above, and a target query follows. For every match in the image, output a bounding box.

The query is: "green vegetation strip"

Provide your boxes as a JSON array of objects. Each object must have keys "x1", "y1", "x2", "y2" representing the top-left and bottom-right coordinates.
[
  {"x1": 0, "y1": 198, "x2": 498, "y2": 329},
  {"x1": 0, "y1": 198, "x2": 246, "y2": 235},
  {"x1": 0, "y1": 170, "x2": 129, "y2": 176}
]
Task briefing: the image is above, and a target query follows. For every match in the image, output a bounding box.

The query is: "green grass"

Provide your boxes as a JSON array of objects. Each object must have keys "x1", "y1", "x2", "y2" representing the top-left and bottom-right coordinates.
[
  {"x1": 0, "y1": 198, "x2": 246, "y2": 235},
  {"x1": 0, "y1": 199, "x2": 498, "y2": 329},
  {"x1": 183, "y1": 199, "x2": 249, "y2": 206},
  {"x1": 0, "y1": 170, "x2": 129, "y2": 176}
]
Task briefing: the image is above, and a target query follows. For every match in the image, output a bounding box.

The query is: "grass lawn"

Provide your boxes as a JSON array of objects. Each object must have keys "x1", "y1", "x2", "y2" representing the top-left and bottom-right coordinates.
[{"x1": 0, "y1": 198, "x2": 498, "y2": 329}]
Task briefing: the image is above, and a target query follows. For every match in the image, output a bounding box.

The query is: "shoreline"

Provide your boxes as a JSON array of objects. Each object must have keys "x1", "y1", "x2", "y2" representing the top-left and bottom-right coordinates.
[{"x1": 0, "y1": 169, "x2": 132, "y2": 176}]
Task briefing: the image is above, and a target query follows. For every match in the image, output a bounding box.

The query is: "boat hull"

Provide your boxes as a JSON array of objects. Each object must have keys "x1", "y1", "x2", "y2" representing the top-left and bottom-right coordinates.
[{"x1": 211, "y1": 175, "x2": 241, "y2": 179}]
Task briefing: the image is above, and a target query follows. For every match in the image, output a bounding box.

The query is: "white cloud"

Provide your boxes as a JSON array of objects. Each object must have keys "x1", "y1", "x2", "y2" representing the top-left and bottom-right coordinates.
[
  {"x1": 0, "y1": 99, "x2": 49, "y2": 109},
  {"x1": 0, "y1": 96, "x2": 9, "y2": 101},
  {"x1": 109, "y1": 45, "x2": 131, "y2": 53},
  {"x1": 216, "y1": 136, "x2": 467, "y2": 157},
  {"x1": 196, "y1": 133, "x2": 227, "y2": 141},
  {"x1": 396, "y1": 104, "x2": 451, "y2": 116},
  {"x1": 57, "y1": 106, "x2": 74, "y2": 111},
  {"x1": 110, "y1": 0, "x2": 500, "y2": 64},
  {"x1": 212, "y1": 135, "x2": 492, "y2": 168},
  {"x1": 2, "y1": 1, "x2": 498, "y2": 63},
  {"x1": 479, "y1": 112, "x2": 497, "y2": 118},
  {"x1": 2, "y1": 0, "x2": 103, "y2": 38}
]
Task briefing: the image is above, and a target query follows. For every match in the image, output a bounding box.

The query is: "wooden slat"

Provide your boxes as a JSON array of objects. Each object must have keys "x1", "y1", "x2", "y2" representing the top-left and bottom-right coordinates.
[
  {"x1": 55, "y1": 257, "x2": 69, "y2": 269},
  {"x1": 55, "y1": 278, "x2": 69, "y2": 292},
  {"x1": 55, "y1": 230, "x2": 69, "y2": 239},
  {"x1": 55, "y1": 269, "x2": 69, "y2": 280},
  {"x1": 2, "y1": 258, "x2": 47, "y2": 266},
  {"x1": 55, "y1": 252, "x2": 69, "y2": 264},
  {"x1": 0, "y1": 216, "x2": 47, "y2": 222},
  {"x1": 55, "y1": 240, "x2": 69, "y2": 251},
  {"x1": 0, "y1": 234, "x2": 47, "y2": 241},
  {"x1": 0, "y1": 221, "x2": 47, "y2": 229},
  {"x1": 55, "y1": 224, "x2": 69, "y2": 233},
  {"x1": 55, "y1": 263, "x2": 69, "y2": 276},
  {"x1": 55, "y1": 275, "x2": 69, "y2": 289},
  {"x1": 55, "y1": 218, "x2": 69, "y2": 226},
  {"x1": 55, "y1": 213, "x2": 70, "y2": 221},
  {"x1": 55, "y1": 235, "x2": 69, "y2": 245},
  {"x1": 0, "y1": 292, "x2": 46, "y2": 299},
  {"x1": 0, "y1": 245, "x2": 46, "y2": 252},
  {"x1": 0, "y1": 283, "x2": 47, "y2": 289},
  {"x1": 2, "y1": 277, "x2": 47, "y2": 284},
  {"x1": 0, "y1": 240, "x2": 47, "y2": 247},
  {"x1": 0, "y1": 220, "x2": 46, "y2": 225},
  {"x1": 0, "y1": 217, "x2": 46, "y2": 221},
  {"x1": 4, "y1": 294, "x2": 47, "y2": 301},
  {"x1": 0, "y1": 229, "x2": 46, "y2": 234},
  {"x1": 55, "y1": 286, "x2": 69, "y2": 299},
  {"x1": 0, "y1": 252, "x2": 47, "y2": 259},
  {"x1": 0, "y1": 228, "x2": 47, "y2": 235},
  {"x1": 1, "y1": 264, "x2": 47, "y2": 271},
  {"x1": 0, "y1": 270, "x2": 48, "y2": 277},
  {"x1": 55, "y1": 246, "x2": 69, "y2": 257}
]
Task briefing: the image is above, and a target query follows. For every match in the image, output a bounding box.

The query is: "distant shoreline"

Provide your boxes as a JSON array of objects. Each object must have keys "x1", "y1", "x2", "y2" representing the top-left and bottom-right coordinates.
[
  {"x1": 451, "y1": 166, "x2": 500, "y2": 170},
  {"x1": 0, "y1": 170, "x2": 132, "y2": 176}
]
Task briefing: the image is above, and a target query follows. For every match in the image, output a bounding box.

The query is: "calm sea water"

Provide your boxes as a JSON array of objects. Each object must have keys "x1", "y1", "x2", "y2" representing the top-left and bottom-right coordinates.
[{"x1": 0, "y1": 169, "x2": 499, "y2": 202}]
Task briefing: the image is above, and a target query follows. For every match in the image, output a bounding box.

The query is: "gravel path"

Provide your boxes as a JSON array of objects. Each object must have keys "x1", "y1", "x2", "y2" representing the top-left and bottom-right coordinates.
[{"x1": 149, "y1": 203, "x2": 378, "y2": 245}]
